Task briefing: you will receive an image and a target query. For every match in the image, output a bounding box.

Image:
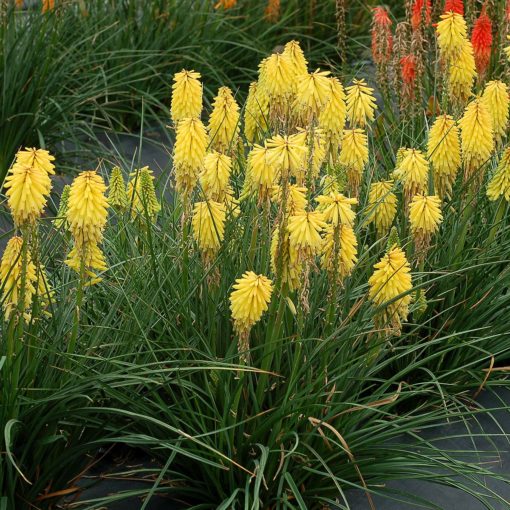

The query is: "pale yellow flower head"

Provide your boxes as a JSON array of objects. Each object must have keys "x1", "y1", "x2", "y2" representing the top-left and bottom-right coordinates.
[
  {"x1": 458, "y1": 98, "x2": 494, "y2": 181},
  {"x1": 409, "y1": 194, "x2": 443, "y2": 235},
  {"x1": 272, "y1": 184, "x2": 308, "y2": 215},
  {"x1": 287, "y1": 210, "x2": 327, "y2": 258},
  {"x1": 173, "y1": 117, "x2": 208, "y2": 198},
  {"x1": 258, "y1": 53, "x2": 294, "y2": 101},
  {"x1": 266, "y1": 132, "x2": 308, "y2": 179},
  {"x1": 208, "y1": 86, "x2": 240, "y2": 153},
  {"x1": 339, "y1": 129, "x2": 369, "y2": 171},
  {"x1": 244, "y1": 82, "x2": 269, "y2": 144},
  {"x1": 315, "y1": 192, "x2": 357, "y2": 227},
  {"x1": 364, "y1": 180, "x2": 397, "y2": 235},
  {"x1": 482, "y1": 81, "x2": 509, "y2": 144},
  {"x1": 393, "y1": 148, "x2": 429, "y2": 201},
  {"x1": 171, "y1": 69, "x2": 202, "y2": 123},
  {"x1": 345, "y1": 79, "x2": 377, "y2": 128},
  {"x1": 192, "y1": 200, "x2": 226, "y2": 255},
  {"x1": 319, "y1": 77, "x2": 347, "y2": 159},
  {"x1": 66, "y1": 171, "x2": 109, "y2": 246},
  {"x1": 3, "y1": 162, "x2": 52, "y2": 227},
  {"x1": 66, "y1": 242, "x2": 107, "y2": 285},
  {"x1": 339, "y1": 128, "x2": 369, "y2": 194},
  {"x1": 294, "y1": 70, "x2": 331, "y2": 120},
  {"x1": 245, "y1": 145, "x2": 277, "y2": 200},
  {"x1": 16, "y1": 148, "x2": 55, "y2": 175},
  {"x1": 229, "y1": 271, "x2": 273, "y2": 334},
  {"x1": 447, "y1": 40, "x2": 476, "y2": 105},
  {"x1": 201, "y1": 151, "x2": 232, "y2": 201},
  {"x1": 283, "y1": 40, "x2": 308, "y2": 77},
  {"x1": 487, "y1": 148, "x2": 510, "y2": 201},
  {"x1": 0, "y1": 236, "x2": 36, "y2": 321},
  {"x1": 436, "y1": 12, "x2": 468, "y2": 61},
  {"x1": 368, "y1": 246, "x2": 413, "y2": 335},
  {"x1": 427, "y1": 115, "x2": 461, "y2": 198},
  {"x1": 321, "y1": 224, "x2": 358, "y2": 282}
]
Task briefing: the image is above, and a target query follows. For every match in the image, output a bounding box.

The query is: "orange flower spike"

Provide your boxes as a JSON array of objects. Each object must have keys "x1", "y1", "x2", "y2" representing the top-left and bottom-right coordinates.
[
  {"x1": 42, "y1": 0, "x2": 55, "y2": 12},
  {"x1": 444, "y1": 0, "x2": 464, "y2": 15},
  {"x1": 264, "y1": 0, "x2": 280, "y2": 23},
  {"x1": 371, "y1": 6, "x2": 393, "y2": 65},
  {"x1": 471, "y1": 8, "x2": 492, "y2": 76},
  {"x1": 214, "y1": 0, "x2": 237, "y2": 9},
  {"x1": 400, "y1": 54, "x2": 417, "y2": 99},
  {"x1": 411, "y1": 0, "x2": 431, "y2": 30}
]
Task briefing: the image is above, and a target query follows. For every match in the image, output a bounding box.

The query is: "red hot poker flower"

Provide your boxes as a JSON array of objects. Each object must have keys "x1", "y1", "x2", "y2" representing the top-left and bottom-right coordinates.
[
  {"x1": 411, "y1": 0, "x2": 432, "y2": 30},
  {"x1": 372, "y1": 6, "x2": 393, "y2": 65},
  {"x1": 471, "y1": 8, "x2": 493, "y2": 75},
  {"x1": 443, "y1": 0, "x2": 464, "y2": 15}
]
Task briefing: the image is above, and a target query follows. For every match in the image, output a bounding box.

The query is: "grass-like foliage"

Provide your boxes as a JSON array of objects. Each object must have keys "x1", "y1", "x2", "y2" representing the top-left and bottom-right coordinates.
[{"x1": 1, "y1": 3, "x2": 510, "y2": 510}]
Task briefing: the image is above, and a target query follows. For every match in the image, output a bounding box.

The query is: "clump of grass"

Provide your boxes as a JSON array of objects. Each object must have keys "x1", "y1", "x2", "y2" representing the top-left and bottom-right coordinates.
[{"x1": 2, "y1": 8, "x2": 510, "y2": 510}]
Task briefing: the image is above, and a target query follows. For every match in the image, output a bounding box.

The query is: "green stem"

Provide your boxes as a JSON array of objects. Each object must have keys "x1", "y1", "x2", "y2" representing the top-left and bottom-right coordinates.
[{"x1": 68, "y1": 256, "x2": 85, "y2": 361}]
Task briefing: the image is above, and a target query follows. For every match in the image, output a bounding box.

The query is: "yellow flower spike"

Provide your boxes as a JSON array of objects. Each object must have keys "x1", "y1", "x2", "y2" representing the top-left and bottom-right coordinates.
[
  {"x1": 339, "y1": 128, "x2": 369, "y2": 195},
  {"x1": 65, "y1": 242, "x2": 107, "y2": 283},
  {"x1": 310, "y1": 129, "x2": 327, "y2": 180},
  {"x1": 315, "y1": 192, "x2": 357, "y2": 227},
  {"x1": 283, "y1": 40, "x2": 308, "y2": 77},
  {"x1": 368, "y1": 245, "x2": 413, "y2": 336},
  {"x1": 319, "y1": 77, "x2": 347, "y2": 161},
  {"x1": 66, "y1": 171, "x2": 109, "y2": 247},
  {"x1": 3, "y1": 162, "x2": 52, "y2": 227},
  {"x1": 15, "y1": 147, "x2": 55, "y2": 175},
  {"x1": 294, "y1": 70, "x2": 332, "y2": 121},
  {"x1": 487, "y1": 148, "x2": 510, "y2": 201},
  {"x1": 393, "y1": 148, "x2": 429, "y2": 204},
  {"x1": 482, "y1": 81, "x2": 509, "y2": 145},
  {"x1": 200, "y1": 151, "x2": 232, "y2": 202},
  {"x1": 409, "y1": 194, "x2": 443, "y2": 235},
  {"x1": 0, "y1": 236, "x2": 37, "y2": 321},
  {"x1": 229, "y1": 271, "x2": 273, "y2": 336},
  {"x1": 171, "y1": 70, "x2": 203, "y2": 123},
  {"x1": 409, "y1": 194, "x2": 443, "y2": 261},
  {"x1": 208, "y1": 86, "x2": 240, "y2": 153},
  {"x1": 287, "y1": 210, "x2": 327, "y2": 258},
  {"x1": 447, "y1": 40, "x2": 476, "y2": 105},
  {"x1": 244, "y1": 82, "x2": 270, "y2": 144},
  {"x1": 128, "y1": 167, "x2": 161, "y2": 221},
  {"x1": 246, "y1": 145, "x2": 277, "y2": 201},
  {"x1": 108, "y1": 166, "x2": 128, "y2": 211},
  {"x1": 436, "y1": 12, "x2": 468, "y2": 61},
  {"x1": 192, "y1": 200, "x2": 226, "y2": 255},
  {"x1": 364, "y1": 180, "x2": 398, "y2": 235},
  {"x1": 321, "y1": 224, "x2": 358, "y2": 282},
  {"x1": 173, "y1": 117, "x2": 208, "y2": 199},
  {"x1": 427, "y1": 115, "x2": 461, "y2": 198},
  {"x1": 266, "y1": 132, "x2": 308, "y2": 180},
  {"x1": 272, "y1": 184, "x2": 308, "y2": 215},
  {"x1": 458, "y1": 98, "x2": 494, "y2": 182},
  {"x1": 345, "y1": 79, "x2": 377, "y2": 128},
  {"x1": 258, "y1": 53, "x2": 295, "y2": 102}
]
